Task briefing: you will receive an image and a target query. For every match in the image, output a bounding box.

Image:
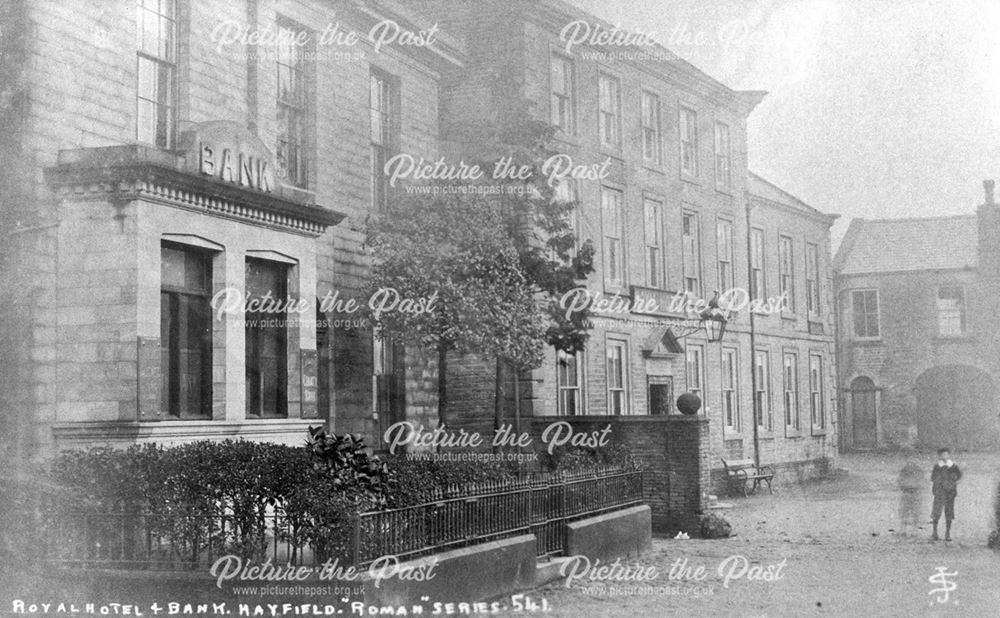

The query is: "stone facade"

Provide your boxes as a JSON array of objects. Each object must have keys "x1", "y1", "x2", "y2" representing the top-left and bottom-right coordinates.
[
  {"x1": 0, "y1": 0, "x2": 840, "y2": 508},
  {"x1": 423, "y1": 1, "x2": 840, "y2": 489},
  {"x1": 834, "y1": 182, "x2": 1000, "y2": 451},
  {"x1": 0, "y1": 0, "x2": 461, "y2": 461}
]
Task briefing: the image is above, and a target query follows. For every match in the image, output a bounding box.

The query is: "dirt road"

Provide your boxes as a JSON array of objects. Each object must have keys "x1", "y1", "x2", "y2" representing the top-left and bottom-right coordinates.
[{"x1": 519, "y1": 452, "x2": 1000, "y2": 617}]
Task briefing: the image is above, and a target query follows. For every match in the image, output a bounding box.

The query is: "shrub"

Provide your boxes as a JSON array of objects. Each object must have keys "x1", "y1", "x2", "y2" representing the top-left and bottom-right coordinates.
[
  {"x1": 382, "y1": 453, "x2": 523, "y2": 507},
  {"x1": 23, "y1": 431, "x2": 394, "y2": 566},
  {"x1": 543, "y1": 443, "x2": 641, "y2": 473},
  {"x1": 700, "y1": 513, "x2": 733, "y2": 539}
]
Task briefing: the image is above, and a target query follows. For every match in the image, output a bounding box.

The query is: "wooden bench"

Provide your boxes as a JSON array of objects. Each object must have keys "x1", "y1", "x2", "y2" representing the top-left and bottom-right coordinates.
[{"x1": 721, "y1": 458, "x2": 775, "y2": 497}]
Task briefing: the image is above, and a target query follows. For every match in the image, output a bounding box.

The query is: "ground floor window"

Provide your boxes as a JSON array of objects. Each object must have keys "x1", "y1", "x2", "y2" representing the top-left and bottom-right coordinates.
[
  {"x1": 783, "y1": 352, "x2": 800, "y2": 431},
  {"x1": 557, "y1": 349, "x2": 583, "y2": 415},
  {"x1": 686, "y1": 344, "x2": 704, "y2": 400},
  {"x1": 373, "y1": 332, "x2": 405, "y2": 427},
  {"x1": 755, "y1": 350, "x2": 772, "y2": 430},
  {"x1": 722, "y1": 347, "x2": 740, "y2": 431},
  {"x1": 810, "y1": 354, "x2": 825, "y2": 428},
  {"x1": 245, "y1": 258, "x2": 288, "y2": 418},
  {"x1": 160, "y1": 242, "x2": 213, "y2": 418},
  {"x1": 606, "y1": 339, "x2": 629, "y2": 415}
]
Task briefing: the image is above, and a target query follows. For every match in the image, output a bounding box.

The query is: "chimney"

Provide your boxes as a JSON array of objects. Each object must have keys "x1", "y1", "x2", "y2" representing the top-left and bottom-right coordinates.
[{"x1": 985, "y1": 179, "x2": 995, "y2": 206}]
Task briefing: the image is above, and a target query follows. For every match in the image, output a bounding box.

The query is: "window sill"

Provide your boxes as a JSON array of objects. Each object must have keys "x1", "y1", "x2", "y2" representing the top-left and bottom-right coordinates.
[
  {"x1": 603, "y1": 282, "x2": 631, "y2": 296},
  {"x1": 600, "y1": 144, "x2": 622, "y2": 159},
  {"x1": 852, "y1": 338, "x2": 883, "y2": 346},
  {"x1": 784, "y1": 430, "x2": 805, "y2": 439},
  {"x1": 552, "y1": 131, "x2": 580, "y2": 148},
  {"x1": 934, "y1": 334, "x2": 971, "y2": 342},
  {"x1": 810, "y1": 427, "x2": 829, "y2": 436},
  {"x1": 680, "y1": 173, "x2": 700, "y2": 186},
  {"x1": 758, "y1": 429, "x2": 775, "y2": 440},
  {"x1": 715, "y1": 185, "x2": 734, "y2": 197},
  {"x1": 641, "y1": 162, "x2": 666, "y2": 175}
]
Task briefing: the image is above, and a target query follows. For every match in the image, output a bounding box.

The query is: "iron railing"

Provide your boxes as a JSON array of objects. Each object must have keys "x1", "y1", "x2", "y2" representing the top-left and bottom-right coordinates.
[
  {"x1": 27, "y1": 467, "x2": 642, "y2": 570},
  {"x1": 32, "y1": 509, "x2": 314, "y2": 570},
  {"x1": 353, "y1": 466, "x2": 643, "y2": 565}
]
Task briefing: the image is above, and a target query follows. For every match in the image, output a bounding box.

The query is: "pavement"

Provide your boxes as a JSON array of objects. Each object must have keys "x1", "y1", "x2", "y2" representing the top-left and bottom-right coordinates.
[{"x1": 509, "y1": 452, "x2": 1000, "y2": 618}]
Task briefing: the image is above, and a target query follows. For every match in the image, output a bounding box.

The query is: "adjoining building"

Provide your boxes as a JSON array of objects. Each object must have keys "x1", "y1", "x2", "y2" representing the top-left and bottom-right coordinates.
[
  {"x1": 423, "y1": 0, "x2": 840, "y2": 487},
  {"x1": 834, "y1": 181, "x2": 1000, "y2": 451},
  {"x1": 0, "y1": 0, "x2": 841, "y2": 491}
]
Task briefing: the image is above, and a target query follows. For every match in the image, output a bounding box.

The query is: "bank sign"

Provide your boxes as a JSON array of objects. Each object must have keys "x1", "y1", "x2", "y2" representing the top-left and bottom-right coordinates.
[
  {"x1": 198, "y1": 142, "x2": 274, "y2": 193},
  {"x1": 181, "y1": 120, "x2": 277, "y2": 194}
]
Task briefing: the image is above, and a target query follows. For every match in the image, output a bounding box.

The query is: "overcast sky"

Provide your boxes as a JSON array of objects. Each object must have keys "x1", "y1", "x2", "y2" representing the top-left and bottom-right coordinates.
[{"x1": 570, "y1": 0, "x2": 1000, "y2": 245}]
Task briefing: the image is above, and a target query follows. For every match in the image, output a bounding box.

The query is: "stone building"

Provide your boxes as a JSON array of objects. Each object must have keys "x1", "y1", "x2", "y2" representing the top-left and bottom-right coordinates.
[
  {"x1": 834, "y1": 181, "x2": 1000, "y2": 451},
  {"x1": 0, "y1": 0, "x2": 461, "y2": 460},
  {"x1": 422, "y1": 0, "x2": 840, "y2": 490},
  {"x1": 0, "y1": 0, "x2": 841, "y2": 497}
]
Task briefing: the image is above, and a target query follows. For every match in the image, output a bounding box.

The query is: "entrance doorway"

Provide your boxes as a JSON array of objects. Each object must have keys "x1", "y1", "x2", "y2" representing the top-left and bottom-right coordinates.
[
  {"x1": 648, "y1": 376, "x2": 674, "y2": 415},
  {"x1": 850, "y1": 376, "x2": 878, "y2": 449}
]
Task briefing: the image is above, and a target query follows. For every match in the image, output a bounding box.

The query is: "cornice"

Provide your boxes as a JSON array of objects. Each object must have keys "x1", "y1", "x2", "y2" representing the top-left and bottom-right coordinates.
[{"x1": 44, "y1": 146, "x2": 344, "y2": 237}]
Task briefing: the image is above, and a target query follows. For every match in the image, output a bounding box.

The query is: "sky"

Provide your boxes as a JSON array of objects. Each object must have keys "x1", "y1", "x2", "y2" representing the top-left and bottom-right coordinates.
[{"x1": 570, "y1": 0, "x2": 1000, "y2": 246}]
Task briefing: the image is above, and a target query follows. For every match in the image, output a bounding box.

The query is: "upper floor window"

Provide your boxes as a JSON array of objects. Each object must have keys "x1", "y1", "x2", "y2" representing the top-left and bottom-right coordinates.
[
  {"x1": 371, "y1": 70, "x2": 398, "y2": 211},
  {"x1": 644, "y1": 199, "x2": 663, "y2": 288},
  {"x1": 550, "y1": 54, "x2": 575, "y2": 134},
  {"x1": 686, "y1": 344, "x2": 704, "y2": 401},
  {"x1": 602, "y1": 187, "x2": 625, "y2": 288},
  {"x1": 806, "y1": 242, "x2": 821, "y2": 315},
  {"x1": 161, "y1": 243, "x2": 212, "y2": 419},
  {"x1": 851, "y1": 289, "x2": 880, "y2": 338},
  {"x1": 276, "y1": 21, "x2": 310, "y2": 188},
  {"x1": 598, "y1": 74, "x2": 621, "y2": 148},
  {"x1": 714, "y1": 122, "x2": 732, "y2": 189},
  {"x1": 680, "y1": 106, "x2": 698, "y2": 176},
  {"x1": 136, "y1": 0, "x2": 176, "y2": 148},
  {"x1": 937, "y1": 286, "x2": 966, "y2": 337},
  {"x1": 682, "y1": 211, "x2": 701, "y2": 295},
  {"x1": 778, "y1": 235, "x2": 795, "y2": 312},
  {"x1": 750, "y1": 228, "x2": 765, "y2": 299},
  {"x1": 717, "y1": 219, "x2": 734, "y2": 292},
  {"x1": 554, "y1": 179, "x2": 579, "y2": 256},
  {"x1": 557, "y1": 349, "x2": 583, "y2": 415},
  {"x1": 640, "y1": 91, "x2": 661, "y2": 164},
  {"x1": 606, "y1": 339, "x2": 629, "y2": 415}
]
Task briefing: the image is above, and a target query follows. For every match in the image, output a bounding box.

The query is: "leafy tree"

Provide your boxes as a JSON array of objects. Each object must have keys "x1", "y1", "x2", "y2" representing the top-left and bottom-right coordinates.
[{"x1": 365, "y1": 109, "x2": 594, "y2": 429}]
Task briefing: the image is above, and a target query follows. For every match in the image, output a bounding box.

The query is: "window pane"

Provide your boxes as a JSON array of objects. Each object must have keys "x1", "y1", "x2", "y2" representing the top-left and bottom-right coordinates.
[{"x1": 161, "y1": 245, "x2": 212, "y2": 418}]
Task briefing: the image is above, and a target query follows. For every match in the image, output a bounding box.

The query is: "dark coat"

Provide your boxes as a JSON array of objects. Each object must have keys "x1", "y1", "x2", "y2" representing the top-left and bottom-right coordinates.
[{"x1": 931, "y1": 463, "x2": 962, "y2": 496}]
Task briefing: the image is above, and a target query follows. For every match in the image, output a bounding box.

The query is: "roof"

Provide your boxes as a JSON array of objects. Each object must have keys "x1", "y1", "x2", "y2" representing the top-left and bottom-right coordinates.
[
  {"x1": 748, "y1": 172, "x2": 837, "y2": 222},
  {"x1": 833, "y1": 216, "x2": 978, "y2": 275}
]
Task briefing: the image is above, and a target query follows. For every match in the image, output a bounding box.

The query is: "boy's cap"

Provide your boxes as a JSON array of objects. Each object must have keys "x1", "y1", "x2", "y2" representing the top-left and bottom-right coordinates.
[{"x1": 937, "y1": 448, "x2": 950, "y2": 455}]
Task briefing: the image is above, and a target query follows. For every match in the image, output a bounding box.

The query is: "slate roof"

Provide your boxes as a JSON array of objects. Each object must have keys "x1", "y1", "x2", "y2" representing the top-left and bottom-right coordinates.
[
  {"x1": 748, "y1": 172, "x2": 836, "y2": 221},
  {"x1": 833, "y1": 215, "x2": 978, "y2": 275}
]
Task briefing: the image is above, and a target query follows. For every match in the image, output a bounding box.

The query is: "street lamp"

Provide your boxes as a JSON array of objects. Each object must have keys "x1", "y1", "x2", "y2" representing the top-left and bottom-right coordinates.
[{"x1": 700, "y1": 291, "x2": 729, "y2": 343}]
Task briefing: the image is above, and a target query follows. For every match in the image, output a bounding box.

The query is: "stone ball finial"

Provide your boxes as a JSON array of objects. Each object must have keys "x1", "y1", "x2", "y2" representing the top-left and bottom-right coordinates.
[{"x1": 676, "y1": 392, "x2": 702, "y2": 415}]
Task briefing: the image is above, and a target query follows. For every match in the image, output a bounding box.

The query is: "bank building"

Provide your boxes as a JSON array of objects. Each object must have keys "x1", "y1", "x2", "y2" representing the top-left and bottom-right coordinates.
[{"x1": 0, "y1": 0, "x2": 840, "y2": 492}]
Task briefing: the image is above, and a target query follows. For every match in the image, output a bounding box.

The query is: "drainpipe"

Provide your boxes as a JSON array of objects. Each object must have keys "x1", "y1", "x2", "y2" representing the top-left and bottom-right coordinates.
[{"x1": 745, "y1": 193, "x2": 761, "y2": 469}]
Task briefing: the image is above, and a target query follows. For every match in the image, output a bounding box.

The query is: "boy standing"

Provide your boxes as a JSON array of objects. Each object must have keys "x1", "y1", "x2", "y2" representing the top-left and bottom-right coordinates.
[{"x1": 931, "y1": 448, "x2": 962, "y2": 541}]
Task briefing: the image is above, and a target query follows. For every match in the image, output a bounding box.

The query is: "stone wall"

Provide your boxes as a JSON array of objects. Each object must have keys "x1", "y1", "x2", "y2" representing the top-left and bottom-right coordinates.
[{"x1": 525, "y1": 415, "x2": 710, "y2": 533}]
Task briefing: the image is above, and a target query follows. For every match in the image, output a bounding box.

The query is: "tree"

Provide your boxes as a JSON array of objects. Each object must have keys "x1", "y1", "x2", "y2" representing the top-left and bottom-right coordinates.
[{"x1": 365, "y1": 110, "x2": 594, "y2": 430}]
